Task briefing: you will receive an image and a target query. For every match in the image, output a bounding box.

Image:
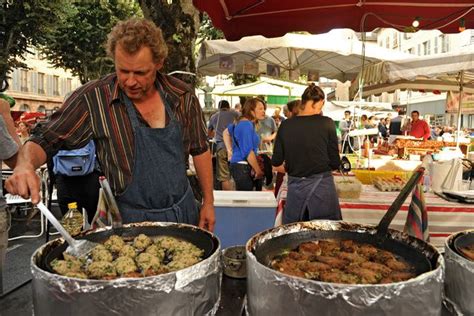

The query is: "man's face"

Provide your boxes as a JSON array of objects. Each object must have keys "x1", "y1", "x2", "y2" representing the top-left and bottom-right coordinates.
[
  {"x1": 115, "y1": 44, "x2": 162, "y2": 103},
  {"x1": 345, "y1": 112, "x2": 351, "y2": 119},
  {"x1": 411, "y1": 112, "x2": 419, "y2": 121}
]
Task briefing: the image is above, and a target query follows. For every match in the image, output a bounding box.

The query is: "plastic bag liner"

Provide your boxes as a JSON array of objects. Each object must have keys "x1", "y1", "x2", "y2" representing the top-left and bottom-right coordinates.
[
  {"x1": 444, "y1": 230, "x2": 474, "y2": 315},
  {"x1": 31, "y1": 222, "x2": 222, "y2": 316},
  {"x1": 246, "y1": 221, "x2": 444, "y2": 316}
]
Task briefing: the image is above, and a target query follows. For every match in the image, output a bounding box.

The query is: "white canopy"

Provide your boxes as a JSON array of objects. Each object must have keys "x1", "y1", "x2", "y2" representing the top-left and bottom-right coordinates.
[
  {"x1": 350, "y1": 50, "x2": 474, "y2": 98},
  {"x1": 212, "y1": 79, "x2": 307, "y2": 97},
  {"x1": 198, "y1": 32, "x2": 412, "y2": 82},
  {"x1": 322, "y1": 101, "x2": 395, "y2": 121}
]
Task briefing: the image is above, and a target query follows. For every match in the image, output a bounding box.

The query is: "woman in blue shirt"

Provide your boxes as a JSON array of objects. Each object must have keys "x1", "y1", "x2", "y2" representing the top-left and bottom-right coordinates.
[{"x1": 223, "y1": 98, "x2": 265, "y2": 190}]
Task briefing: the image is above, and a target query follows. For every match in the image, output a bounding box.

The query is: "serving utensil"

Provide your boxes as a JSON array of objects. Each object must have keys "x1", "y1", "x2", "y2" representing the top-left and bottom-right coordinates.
[
  {"x1": 36, "y1": 202, "x2": 99, "y2": 257},
  {"x1": 99, "y1": 176, "x2": 123, "y2": 228}
]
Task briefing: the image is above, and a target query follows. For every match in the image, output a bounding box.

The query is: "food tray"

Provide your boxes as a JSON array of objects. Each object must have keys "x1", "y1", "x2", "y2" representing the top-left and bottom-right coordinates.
[
  {"x1": 334, "y1": 177, "x2": 362, "y2": 199},
  {"x1": 353, "y1": 169, "x2": 413, "y2": 185}
]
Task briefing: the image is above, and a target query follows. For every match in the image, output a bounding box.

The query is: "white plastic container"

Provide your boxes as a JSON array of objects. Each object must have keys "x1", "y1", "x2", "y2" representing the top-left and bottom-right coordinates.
[{"x1": 213, "y1": 191, "x2": 277, "y2": 248}]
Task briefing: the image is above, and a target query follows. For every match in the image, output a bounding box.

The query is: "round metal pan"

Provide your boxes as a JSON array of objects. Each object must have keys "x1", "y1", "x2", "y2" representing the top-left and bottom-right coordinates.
[
  {"x1": 252, "y1": 168, "x2": 435, "y2": 276},
  {"x1": 41, "y1": 222, "x2": 219, "y2": 275},
  {"x1": 252, "y1": 222, "x2": 435, "y2": 276},
  {"x1": 453, "y1": 231, "x2": 474, "y2": 261}
]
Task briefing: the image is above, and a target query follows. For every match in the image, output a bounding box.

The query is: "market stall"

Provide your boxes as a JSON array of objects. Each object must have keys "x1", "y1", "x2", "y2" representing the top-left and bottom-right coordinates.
[{"x1": 276, "y1": 180, "x2": 474, "y2": 249}]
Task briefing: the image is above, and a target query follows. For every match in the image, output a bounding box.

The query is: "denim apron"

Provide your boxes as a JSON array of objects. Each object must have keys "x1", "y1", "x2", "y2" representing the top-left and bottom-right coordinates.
[
  {"x1": 116, "y1": 89, "x2": 199, "y2": 225},
  {"x1": 283, "y1": 171, "x2": 342, "y2": 224}
]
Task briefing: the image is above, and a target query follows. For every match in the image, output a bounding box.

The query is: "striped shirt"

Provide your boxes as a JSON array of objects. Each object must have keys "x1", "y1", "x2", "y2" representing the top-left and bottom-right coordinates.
[{"x1": 30, "y1": 72, "x2": 208, "y2": 195}]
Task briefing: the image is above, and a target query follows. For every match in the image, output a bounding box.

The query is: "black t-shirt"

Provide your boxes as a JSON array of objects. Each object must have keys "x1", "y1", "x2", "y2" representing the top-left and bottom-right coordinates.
[{"x1": 272, "y1": 114, "x2": 340, "y2": 177}]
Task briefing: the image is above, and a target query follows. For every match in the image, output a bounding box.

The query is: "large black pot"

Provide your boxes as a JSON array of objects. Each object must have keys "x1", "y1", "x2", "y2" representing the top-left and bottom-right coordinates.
[
  {"x1": 31, "y1": 222, "x2": 221, "y2": 316},
  {"x1": 246, "y1": 221, "x2": 444, "y2": 315}
]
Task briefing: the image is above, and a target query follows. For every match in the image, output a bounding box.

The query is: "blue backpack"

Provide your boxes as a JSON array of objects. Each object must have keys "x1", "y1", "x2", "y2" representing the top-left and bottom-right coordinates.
[{"x1": 53, "y1": 140, "x2": 97, "y2": 176}]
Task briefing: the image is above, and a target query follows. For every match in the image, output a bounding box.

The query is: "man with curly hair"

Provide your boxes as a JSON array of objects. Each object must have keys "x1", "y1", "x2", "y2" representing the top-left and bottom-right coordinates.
[{"x1": 6, "y1": 19, "x2": 215, "y2": 231}]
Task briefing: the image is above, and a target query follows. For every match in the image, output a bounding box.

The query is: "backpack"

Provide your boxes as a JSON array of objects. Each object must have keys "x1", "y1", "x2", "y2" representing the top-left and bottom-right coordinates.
[{"x1": 53, "y1": 140, "x2": 97, "y2": 176}]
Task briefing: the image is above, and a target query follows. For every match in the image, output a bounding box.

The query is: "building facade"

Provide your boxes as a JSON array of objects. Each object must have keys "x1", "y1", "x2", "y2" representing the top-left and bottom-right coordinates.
[
  {"x1": 5, "y1": 48, "x2": 82, "y2": 115},
  {"x1": 368, "y1": 29, "x2": 474, "y2": 127}
]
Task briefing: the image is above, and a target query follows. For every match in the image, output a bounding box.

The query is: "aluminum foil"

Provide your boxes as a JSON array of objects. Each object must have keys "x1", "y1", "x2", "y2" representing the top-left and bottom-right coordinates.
[
  {"x1": 31, "y1": 222, "x2": 222, "y2": 316},
  {"x1": 246, "y1": 220, "x2": 444, "y2": 316},
  {"x1": 444, "y1": 230, "x2": 474, "y2": 315}
]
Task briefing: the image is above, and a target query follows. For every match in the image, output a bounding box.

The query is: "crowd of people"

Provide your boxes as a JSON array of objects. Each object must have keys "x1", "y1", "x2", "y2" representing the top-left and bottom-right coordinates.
[
  {"x1": 208, "y1": 84, "x2": 342, "y2": 223},
  {"x1": 340, "y1": 109, "x2": 473, "y2": 154}
]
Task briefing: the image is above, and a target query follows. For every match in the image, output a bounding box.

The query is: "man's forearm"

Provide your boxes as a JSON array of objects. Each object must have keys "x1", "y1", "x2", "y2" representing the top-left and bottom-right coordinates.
[
  {"x1": 17, "y1": 141, "x2": 47, "y2": 170},
  {"x1": 193, "y1": 150, "x2": 214, "y2": 205}
]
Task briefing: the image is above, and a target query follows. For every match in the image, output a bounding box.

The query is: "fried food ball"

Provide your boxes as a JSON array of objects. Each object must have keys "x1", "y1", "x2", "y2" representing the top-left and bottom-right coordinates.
[
  {"x1": 167, "y1": 252, "x2": 201, "y2": 271},
  {"x1": 113, "y1": 256, "x2": 138, "y2": 276},
  {"x1": 51, "y1": 259, "x2": 82, "y2": 275},
  {"x1": 119, "y1": 245, "x2": 137, "y2": 259},
  {"x1": 319, "y1": 271, "x2": 360, "y2": 284},
  {"x1": 133, "y1": 234, "x2": 152, "y2": 250},
  {"x1": 136, "y1": 252, "x2": 162, "y2": 273},
  {"x1": 64, "y1": 271, "x2": 88, "y2": 279},
  {"x1": 145, "y1": 244, "x2": 165, "y2": 260},
  {"x1": 154, "y1": 236, "x2": 178, "y2": 249},
  {"x1": 385, "y1": 258, "x2": 411, "y2": 271},
  {"x1": 87, "y1": 261, "x2": 117, "y2": 279},
  {"x1": 91, "y1": 248, "x2": 113, "y2": 263},
  {"x1": 104, "y1": 235, "x2": 125, "y2": 253},
  {"x1": 62, "y1": 252, "x2": 85, "y2": 266}
]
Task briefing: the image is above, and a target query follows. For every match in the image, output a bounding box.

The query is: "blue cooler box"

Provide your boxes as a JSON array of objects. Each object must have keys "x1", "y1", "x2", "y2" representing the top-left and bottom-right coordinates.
[{"x1": 213, "y1": 191, "x2": 277, "y2": 248}]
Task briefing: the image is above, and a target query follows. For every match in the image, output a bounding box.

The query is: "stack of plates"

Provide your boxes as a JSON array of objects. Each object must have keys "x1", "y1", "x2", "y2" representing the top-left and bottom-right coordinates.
[{"x1": 442, "y1": 190, "x2": 474, "y2": 203}]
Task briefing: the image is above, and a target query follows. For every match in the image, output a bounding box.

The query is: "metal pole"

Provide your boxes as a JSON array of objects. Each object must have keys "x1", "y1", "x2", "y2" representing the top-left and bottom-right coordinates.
[{"x1": 456, "y1": 70, "x2": 464, "y2": 149}]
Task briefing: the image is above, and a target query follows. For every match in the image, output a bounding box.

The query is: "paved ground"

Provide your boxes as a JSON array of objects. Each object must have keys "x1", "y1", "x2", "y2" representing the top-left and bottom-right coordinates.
[{"x1": 0, "y1": 203, "x2": 61, "y2": 316}]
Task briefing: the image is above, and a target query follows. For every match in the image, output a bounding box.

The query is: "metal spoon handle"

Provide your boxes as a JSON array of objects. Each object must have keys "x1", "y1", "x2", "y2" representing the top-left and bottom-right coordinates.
[{"x1": 36, "y1": 202, "x2": 77, "y2": 247}]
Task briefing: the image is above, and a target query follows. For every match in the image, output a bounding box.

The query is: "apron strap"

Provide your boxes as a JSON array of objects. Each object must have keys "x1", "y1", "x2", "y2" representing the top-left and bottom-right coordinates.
[{"x1": 121, "y1": 82, "x2": 176, "y2": 130}]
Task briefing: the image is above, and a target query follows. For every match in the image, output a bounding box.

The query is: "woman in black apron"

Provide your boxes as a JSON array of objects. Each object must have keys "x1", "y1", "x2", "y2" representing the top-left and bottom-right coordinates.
[{"x1": 272, "y1": 84, "x2": 342, "y2": 224}]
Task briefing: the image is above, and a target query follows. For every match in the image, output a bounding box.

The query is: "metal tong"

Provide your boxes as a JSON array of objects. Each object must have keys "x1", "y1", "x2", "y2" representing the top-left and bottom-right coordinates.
[{"x1": 99, "y1": 176, "x2": 123, "y2": 228}]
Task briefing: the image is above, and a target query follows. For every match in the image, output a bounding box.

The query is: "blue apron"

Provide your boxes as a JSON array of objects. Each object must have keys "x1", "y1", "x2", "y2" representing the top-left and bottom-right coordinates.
[
  {"x1": 116, "y1": 88, "x2": 199, "y2": 225},
  {"x1": 283, "y1": 171, "x2": 342, "y2": 224}
]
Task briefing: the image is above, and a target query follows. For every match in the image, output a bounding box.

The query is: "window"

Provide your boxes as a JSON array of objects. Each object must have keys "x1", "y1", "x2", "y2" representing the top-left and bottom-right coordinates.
[
  {"x1": 441, "y1": 35, "x2": 449, "y2": 53},
  {"x1": 433, "y1": 37, "x2": 439, "y2": 54},
  {"x1": 392, "y1": 33, "x2": 399, "y2": 48},
  {"x1": 385, "y1": 37, "x2": 390, "y2": 48},
  {"x1": 20, "y1": 69, "x2": 28, "y2": 92},
  {"x1": 408, "y1": 48, "x2": 415, "y2": 55},
  {"x1": 20, "y1": 104, "x2": 30, "y2": 111},
  {"x1": 53, "y1": 76, "x2": 60, "y2": 96},
  {"x1": 37, "y1": 105, "x2": 46, "y2": 113},
  {"x1": 46, "y1": 75, "x2": 53, "y2": 96},
  {"x1": 417, "y1": 44, "x2": 422, "y2": 56},
  {"x1": 423, "y1": 41, "x2": 430, "y2": 55},
  {"x1": 38, "y1": 73, "x2": 45, "y2": 94},
  {"x1": 30, "y1": 72, "x2": 38, "y2": 93},
  {"x1": 53, "y1": 106, "x2": 60, "y2": 112}
]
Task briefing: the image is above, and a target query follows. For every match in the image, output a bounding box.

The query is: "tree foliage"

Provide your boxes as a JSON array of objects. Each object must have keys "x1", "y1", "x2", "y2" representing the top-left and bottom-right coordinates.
[
  {"x1": 39, "y1": 0, "x2": 141, "y2": 84},
  {"x1": 138, "y1": 0, "x2": 201, "y2": 86},
  {"x1": 0, "y1": 0, "x2": 66, "y2": 86}
]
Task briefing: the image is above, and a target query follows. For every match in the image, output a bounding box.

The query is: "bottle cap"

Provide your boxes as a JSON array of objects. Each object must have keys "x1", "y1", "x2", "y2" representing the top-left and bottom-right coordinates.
[{"x1": 68, "y1": 202, "x2": 78, "y2": 209}]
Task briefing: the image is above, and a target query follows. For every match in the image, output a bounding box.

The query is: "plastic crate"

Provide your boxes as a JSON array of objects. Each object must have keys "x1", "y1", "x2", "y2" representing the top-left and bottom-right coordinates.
[{"x1": 352, "y1": 169, "x2": 413, "y2": 185}]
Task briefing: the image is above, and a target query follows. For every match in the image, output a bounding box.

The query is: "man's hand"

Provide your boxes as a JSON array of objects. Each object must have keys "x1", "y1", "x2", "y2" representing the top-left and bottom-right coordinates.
[
  {"x1": 5, "y1": 163, "x2": 42, "y2": 204},
  {"x1": 254, "y1": 169, "x2": 264, "y2": 179},
  {"x1": 198, "y1": 203, "x2": 215, "y2": 232}
]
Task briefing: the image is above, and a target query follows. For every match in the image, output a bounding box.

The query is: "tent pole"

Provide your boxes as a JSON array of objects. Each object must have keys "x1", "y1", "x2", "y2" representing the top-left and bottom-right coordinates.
[{"x1": 456, "y1": 70, "x2": 464, "y2": 149}]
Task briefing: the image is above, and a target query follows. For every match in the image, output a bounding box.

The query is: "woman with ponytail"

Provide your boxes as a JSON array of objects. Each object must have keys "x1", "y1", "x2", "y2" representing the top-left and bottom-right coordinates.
[{"x1": 272, "y1": 84, "x2": 342, "y2": 224}]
